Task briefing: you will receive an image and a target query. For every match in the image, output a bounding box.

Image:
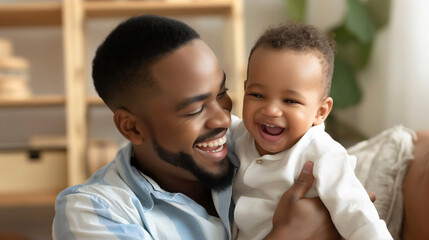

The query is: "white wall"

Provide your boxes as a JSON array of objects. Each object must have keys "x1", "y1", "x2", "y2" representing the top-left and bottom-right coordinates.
[{"x1": 306, "y1": 0, "x2": 429, "y2": 136}]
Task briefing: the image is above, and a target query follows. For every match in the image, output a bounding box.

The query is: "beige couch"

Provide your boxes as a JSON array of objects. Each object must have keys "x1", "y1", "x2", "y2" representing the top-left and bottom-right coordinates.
[{"x1": 347, "y1": 127, "x2": 428, "y2": 239}]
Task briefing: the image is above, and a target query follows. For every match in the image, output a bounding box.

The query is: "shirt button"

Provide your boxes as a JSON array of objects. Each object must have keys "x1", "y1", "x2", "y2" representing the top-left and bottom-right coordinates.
[{"x1": 256, "y1": 159, "x2": 263, "y2": 164}]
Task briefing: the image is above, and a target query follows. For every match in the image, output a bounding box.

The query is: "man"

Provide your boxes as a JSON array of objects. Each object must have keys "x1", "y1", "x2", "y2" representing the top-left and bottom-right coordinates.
[{"x1": 52, "y1": 15, "x2": 340, "y2": 239}]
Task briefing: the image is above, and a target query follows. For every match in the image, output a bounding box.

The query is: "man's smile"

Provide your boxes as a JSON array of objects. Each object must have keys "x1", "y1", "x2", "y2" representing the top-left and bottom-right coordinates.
[{"x1": 194, "y1": 135, "x2": 227, "y2": 152}]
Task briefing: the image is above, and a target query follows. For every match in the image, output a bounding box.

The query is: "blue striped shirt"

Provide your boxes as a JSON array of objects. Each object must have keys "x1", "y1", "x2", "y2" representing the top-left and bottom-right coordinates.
[{"x1": 53, "y1": 142, "x2": 239, "y2": 240}]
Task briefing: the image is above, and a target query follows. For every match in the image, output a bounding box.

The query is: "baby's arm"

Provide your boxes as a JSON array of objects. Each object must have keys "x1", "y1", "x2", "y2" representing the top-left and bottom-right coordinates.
[
  {"x1": 264, "y1": 162, "x2": 342, "y2": 240},
  {"x1": 314, "y1": 149, "x2": 392, "y2": 239}
]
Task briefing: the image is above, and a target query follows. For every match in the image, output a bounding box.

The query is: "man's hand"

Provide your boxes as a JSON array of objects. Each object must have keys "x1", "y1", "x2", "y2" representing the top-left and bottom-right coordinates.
[{"x1": 264, "y1": 162, "x2": 342, "y2": 240}]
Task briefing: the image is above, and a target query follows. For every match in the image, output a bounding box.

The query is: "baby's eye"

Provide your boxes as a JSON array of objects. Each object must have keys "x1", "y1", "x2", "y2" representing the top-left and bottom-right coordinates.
[
  {"x1": 249, "y1": 93, "x2": 264, "y2": 99},
  {"x1": 283, "y1": 99, "x2": 297, "y2": 104}
]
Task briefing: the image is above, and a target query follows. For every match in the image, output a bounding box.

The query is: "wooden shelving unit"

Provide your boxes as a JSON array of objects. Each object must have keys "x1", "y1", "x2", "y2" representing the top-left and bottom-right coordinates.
[
  {"x1": 0, "y1": 0, "x2": 245, "y2": 206},
  {"x1": 84, "y1": 0, "x2": 234, "y2": 17},
  {"x1": 86, "y1": 95, "x2": 104, "y2": 106},
  {"x1": 0, "y1": 95, "x2": 65, "y2": 108},
  {"x1": 0, "y1": 191, "x2": 58, "y2": 207},
  {"x1": 0, "y1": 2, "x2": 62, "y2": 27}
]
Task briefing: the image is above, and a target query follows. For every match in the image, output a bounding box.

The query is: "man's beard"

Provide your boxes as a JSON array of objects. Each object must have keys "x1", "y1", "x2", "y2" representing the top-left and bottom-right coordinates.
[{"x1": 152, "y1": 137, "x2": 234, "y2": 191}]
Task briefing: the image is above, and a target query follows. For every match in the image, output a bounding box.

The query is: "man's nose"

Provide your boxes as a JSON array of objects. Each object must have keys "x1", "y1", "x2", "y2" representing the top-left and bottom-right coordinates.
[{"x1": 206, "y1": 102, "x2": 231, "y2": 129}]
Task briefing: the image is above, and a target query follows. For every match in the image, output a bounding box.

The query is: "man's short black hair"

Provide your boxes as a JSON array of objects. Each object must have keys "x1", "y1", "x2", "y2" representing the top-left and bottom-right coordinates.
[
  {"x1": 92, "y1": 14, "x2": 200, "y2": 110},
  {"x1": 248, "y1": 22, "x2": 336, "y2": 97}
]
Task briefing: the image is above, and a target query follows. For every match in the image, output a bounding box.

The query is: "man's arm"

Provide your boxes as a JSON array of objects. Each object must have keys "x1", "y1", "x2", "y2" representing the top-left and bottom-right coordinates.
[
  {"x1": 264, "y1": 162, "x2": 341, "y2": 240},
  {"x1": 53, "y1": 189, "x2": 153, "y2": 240}
]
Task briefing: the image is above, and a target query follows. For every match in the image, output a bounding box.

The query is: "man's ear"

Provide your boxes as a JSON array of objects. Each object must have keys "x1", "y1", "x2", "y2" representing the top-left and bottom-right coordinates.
[
  {"x1": 113, "y1": 108, "x2": 144, "y2": 145},
  {"x1": 313, "y1": 97, "x2": 333, "y2": 126}
]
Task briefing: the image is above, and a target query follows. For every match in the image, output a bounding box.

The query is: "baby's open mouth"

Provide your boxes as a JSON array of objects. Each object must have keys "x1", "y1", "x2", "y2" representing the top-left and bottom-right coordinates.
[{"x1": 260, "y1": 123, "x2": 284, "y2": 136}]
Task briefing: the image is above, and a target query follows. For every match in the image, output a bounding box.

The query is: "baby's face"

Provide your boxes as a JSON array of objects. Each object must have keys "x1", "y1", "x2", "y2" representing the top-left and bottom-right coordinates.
[{"x1": 243, "y1": 47, "x2": 327, "y2": 156}]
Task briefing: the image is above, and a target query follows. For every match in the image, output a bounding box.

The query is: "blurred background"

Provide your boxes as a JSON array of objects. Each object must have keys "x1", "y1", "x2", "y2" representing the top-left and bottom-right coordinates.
[{"x1": 0, "y1": 0, "x2": 428, "y2": 239}]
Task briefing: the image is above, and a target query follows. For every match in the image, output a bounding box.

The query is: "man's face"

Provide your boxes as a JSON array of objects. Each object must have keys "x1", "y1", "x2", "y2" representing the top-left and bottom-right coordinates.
[
  {"x1": 130, "y1": 40, "x2": 233, "y2": 189},
  {"x1": 243, "y1": 47, "x2": 325, "y2": 156}
]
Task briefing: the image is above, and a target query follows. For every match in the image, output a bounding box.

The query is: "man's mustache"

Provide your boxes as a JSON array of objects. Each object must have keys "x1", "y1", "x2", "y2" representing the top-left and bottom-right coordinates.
[{"x1": 194, "y1": 128, "x2": 227, "y2": 145}]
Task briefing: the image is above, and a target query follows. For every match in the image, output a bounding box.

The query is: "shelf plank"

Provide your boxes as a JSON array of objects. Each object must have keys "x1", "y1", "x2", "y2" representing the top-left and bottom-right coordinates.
[
  {"x1": 0, "y1": 191, "x2": 58, "y2": 207},
  {"x1": 84, "y1": 0, "x2": 234, "y2": 18},
  {"x1": 87, "y1": 95, "x2": 105, "y2": 106},
  {"x1": 63, "y1": 0, "x2": 88, "y2": 186},
  {"x1": 0, "y1": 95, "x2": 65, "y2": 107},
  {"x1": 0, "y1": 2, "x2": 62, "y2": 27}
]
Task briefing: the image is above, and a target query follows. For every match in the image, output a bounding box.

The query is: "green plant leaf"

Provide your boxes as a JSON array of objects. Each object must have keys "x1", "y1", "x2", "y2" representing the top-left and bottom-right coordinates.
[
  {"x1": 366, "y1": 0, "x2": 391, "y2": 29},
  {"x1": 333, "y1": 26, "x2": 372, "y2": 71},
  {"x1": 345, "y1": 0, "x2": 377, "y2": 44},
  {"x1": 285, "y1": 0, "x2": 306, "y2": 22},
  {"x1": 330, "y1": 58, "x2": 362, "y2": 109},
  {"x1": 337, "y1": 40, "x2": 371, "y2": 71},
  {"x1": 331, "y1": 26, "x2": 352, "y2": 45}
]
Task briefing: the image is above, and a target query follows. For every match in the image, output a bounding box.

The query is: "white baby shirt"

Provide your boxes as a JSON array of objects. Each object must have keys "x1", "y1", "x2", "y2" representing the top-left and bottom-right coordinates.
[{"x1": 230, "y1": 118, "x2": 392, "y2": 240}]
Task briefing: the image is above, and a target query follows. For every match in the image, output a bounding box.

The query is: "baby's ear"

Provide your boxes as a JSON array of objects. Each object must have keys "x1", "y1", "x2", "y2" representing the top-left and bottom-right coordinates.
[
  {"x1": 113, "y1": 108, "x2": 145, "y2": 145},
  {"x1": 313, "y1": 97, "x2": 333, "y2": 126}
]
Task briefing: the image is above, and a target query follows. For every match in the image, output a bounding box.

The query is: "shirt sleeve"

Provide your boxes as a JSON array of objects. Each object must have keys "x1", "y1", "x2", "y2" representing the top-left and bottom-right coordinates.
[
  {"x1": 53, "y1": 188, "x2": 153, "y2": 240},
  {"x1": 313, "y1": 149, "x2": 393, "y2": 240}
]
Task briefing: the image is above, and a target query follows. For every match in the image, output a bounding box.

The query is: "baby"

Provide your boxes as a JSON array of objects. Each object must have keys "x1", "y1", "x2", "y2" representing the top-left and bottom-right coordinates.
[{"x1": 229, "y1": 23, "x2": 392, "y2": 240}]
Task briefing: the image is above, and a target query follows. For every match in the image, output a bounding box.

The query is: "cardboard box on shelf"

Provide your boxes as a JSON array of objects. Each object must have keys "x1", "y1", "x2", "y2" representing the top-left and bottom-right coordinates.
[
  {"x1": 29, "y1": 135, "x2": 118, "y2": 178},
  {"x1": 0, "y1": 150, "x2": 67, "y2": 193},
  {"x1": 29, "y1": 135, "x2": 67, "y2": 149}
]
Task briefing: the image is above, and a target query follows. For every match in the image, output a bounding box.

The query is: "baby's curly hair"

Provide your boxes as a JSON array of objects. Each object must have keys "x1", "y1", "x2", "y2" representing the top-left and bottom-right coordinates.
[{"x1": 248, "y1": 22, "x2": 336, "y2": 97}]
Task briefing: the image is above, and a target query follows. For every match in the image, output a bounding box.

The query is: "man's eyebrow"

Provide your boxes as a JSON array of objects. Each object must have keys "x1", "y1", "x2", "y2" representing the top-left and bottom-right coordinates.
[
  {"x1": 175, "y1": 93, "x2": 211, "y2": 112},
  {"x1": 220, "y1": 72, "x2": 226, "y2": 90},
  {"x1": 175, "y1": 72, "x2": 225, "y2": 112}
]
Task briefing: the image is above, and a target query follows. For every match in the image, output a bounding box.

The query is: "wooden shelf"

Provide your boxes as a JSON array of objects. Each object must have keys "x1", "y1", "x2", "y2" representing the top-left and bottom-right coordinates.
[
  {"x1": 0, "y1": 2, "x2": 62, "y2": 27},
  {"x1": 87, "y1": 95, "x2": 105, "y2": 107},
  {"x1": 84, "y1": 0, "x2": 233, "y2": 18},
  {"x1": 0, "y1": 0, "x2": 245, "y2": 202},
  {"x1": 0, "y1": 95, "x2": 65, "y2": 108},
  {"x1": 0, "y1": 191, "x2": 58, "y2": 207},
  {"x1": 0, "y1": 95, "x2": 109, "y2": 108}
]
